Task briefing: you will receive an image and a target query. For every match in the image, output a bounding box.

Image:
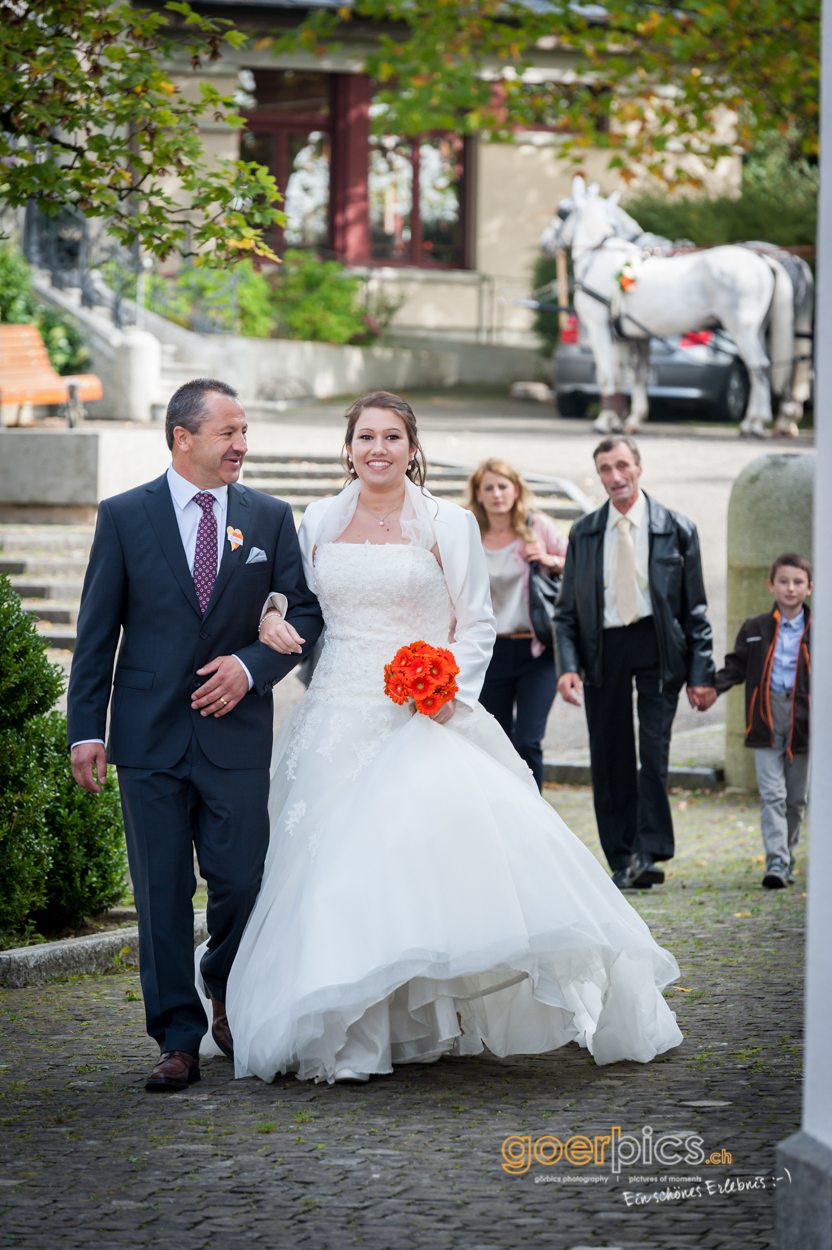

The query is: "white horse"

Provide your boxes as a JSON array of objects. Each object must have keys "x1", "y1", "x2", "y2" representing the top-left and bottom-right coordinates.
[{"x1": 541, "y1": 177, "x2": 811, "y2": 437}]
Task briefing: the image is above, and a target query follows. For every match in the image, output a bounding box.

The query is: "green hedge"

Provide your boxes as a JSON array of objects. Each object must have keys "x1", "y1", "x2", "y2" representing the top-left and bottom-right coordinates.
[
  {"x1": 33, "y1": 714, "x2": 127, "y2": 933},
  {"x1": 0, "y1": 576, "x2": 128, "y2": 946}
]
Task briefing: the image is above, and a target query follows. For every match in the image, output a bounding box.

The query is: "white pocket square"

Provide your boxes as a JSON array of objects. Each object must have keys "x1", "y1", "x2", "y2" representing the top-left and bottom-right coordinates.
[{"x1": 246, "y1": 547, "x2": 267, "y2": 565}]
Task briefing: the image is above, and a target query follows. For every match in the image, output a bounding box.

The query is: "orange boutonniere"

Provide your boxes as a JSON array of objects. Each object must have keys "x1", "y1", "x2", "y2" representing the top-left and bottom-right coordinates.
[
  {"x1": 383, "y1": 641, "x2": 460, "y2": 716},
  {"x1": 227, "y1": 526, "x2": 244, "y2": 551}
]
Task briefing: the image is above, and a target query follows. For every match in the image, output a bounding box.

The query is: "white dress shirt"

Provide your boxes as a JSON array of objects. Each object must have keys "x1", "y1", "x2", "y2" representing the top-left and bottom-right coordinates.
[{"x1": 602, "y1": 489, "x2": 653, "y2": 628}]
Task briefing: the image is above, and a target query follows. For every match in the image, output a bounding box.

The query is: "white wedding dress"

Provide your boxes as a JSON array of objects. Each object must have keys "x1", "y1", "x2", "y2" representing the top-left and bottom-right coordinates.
[{"x1": 198, "y1": 526, "x2": 683, "y2": 1083}]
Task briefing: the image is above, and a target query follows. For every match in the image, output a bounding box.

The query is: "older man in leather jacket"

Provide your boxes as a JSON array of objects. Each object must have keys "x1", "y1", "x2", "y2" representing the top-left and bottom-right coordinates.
[{"x1": 555, "y1": 436, "x2": 716, "y2": 889}]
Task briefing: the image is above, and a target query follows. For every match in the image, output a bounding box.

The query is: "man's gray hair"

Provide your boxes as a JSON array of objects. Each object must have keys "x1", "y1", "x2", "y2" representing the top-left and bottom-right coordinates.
[
  {"x1": 592, "y1": 434, "x2": 641, "y2": 466},
  {"x1": 165, "y1": 378, "x2": 240, "y2": 450}
]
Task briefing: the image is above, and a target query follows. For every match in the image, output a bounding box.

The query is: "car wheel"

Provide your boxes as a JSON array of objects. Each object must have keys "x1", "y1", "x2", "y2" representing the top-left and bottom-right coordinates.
[
  {"x1": 715, "y1": 361, "x2": 750, "y2": 422},
  {"x1": 556, "y1": 392, "x2": 589, "y2": 417}
]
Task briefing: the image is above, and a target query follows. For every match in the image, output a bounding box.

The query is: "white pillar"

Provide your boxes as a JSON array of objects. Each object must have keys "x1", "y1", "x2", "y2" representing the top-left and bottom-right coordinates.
[{"x1": 777, "y1": 0, "x2": 832, "y2": 1242}]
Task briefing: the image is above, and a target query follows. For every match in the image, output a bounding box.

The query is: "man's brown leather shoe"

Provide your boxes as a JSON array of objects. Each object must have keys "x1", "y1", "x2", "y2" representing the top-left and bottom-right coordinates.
[
  {"x1": 145, "y1": 1050, "x2": 200, "y2": 1092},
  {"x1": 209, "y1": 994, "x2": 234, "y2": 1061}
]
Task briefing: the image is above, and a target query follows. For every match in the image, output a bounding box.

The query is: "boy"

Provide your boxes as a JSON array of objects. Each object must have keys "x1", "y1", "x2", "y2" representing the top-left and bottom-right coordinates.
[{"x1": 714, "y1": 553, "x2": 811, "y2": 889}]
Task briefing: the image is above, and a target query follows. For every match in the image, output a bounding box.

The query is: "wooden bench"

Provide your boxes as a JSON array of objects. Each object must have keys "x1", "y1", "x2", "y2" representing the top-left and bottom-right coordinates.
[{"x1": 0, "y1": 323, "x2": 102, "y2": 425}]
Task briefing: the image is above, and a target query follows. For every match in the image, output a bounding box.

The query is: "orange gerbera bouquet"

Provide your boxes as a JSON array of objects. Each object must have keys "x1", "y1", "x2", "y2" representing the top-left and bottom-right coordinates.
[{"x1": 383, "y1": 640, "x2": 460, "y2": 716}]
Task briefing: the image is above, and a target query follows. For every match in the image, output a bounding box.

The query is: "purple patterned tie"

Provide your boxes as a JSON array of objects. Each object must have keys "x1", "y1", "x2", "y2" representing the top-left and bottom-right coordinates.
[{"x1": 192, "y1": 492, "x2": 218, "y2": 613}]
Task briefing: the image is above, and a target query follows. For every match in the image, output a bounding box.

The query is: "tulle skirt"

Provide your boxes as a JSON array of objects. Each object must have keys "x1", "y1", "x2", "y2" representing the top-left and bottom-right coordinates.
[{"x1": 196, "y1": 697, "x2": 682, "y2": 1082}]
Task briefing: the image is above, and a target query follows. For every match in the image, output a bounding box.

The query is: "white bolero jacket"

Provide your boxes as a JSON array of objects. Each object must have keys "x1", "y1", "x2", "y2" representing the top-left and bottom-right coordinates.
[{"x1": 297, "y1": 481, "x2": 496, "y2": 711}]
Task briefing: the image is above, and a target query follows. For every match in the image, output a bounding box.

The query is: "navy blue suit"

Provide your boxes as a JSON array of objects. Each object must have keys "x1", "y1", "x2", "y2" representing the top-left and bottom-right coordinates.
[{"x1": 67, "y1": 474, "x2": 323, "y2": 1054}]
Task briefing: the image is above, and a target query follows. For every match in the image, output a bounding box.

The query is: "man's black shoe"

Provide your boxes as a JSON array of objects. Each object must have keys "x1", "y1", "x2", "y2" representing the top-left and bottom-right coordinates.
[
  {"x1": 612, "y1": 865, "x2": 652, "y2": 890},
  {"x1": 629, "y1": 852, "x2": 665, "y2": 887}
]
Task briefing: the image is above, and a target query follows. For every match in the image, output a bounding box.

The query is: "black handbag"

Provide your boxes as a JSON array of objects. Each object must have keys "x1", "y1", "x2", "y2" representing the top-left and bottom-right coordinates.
[
  {"x1": 527, "y1": 560, "x2": 561, "y2": 650},
  {"x1": 526, "y1": 516, "x2": 562, "y2": 650}
]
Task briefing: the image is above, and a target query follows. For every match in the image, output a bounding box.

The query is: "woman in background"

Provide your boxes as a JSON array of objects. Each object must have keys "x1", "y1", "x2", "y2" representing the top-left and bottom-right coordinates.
[{"x1": 466, "y1": 458, "x2": 567, "y2": 790}]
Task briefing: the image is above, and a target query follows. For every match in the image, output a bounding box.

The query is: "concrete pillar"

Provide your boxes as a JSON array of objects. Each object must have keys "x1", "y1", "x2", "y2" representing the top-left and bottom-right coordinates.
[
  {"x1": 116, "y1": 330, "x2": 161, "y2": 424},
  {"x1": 725, "y1": 453, "x2": 814, "y2": 790},
  {"x1": 776, "y1": 0, "x2": 832, "y2": 1239}
]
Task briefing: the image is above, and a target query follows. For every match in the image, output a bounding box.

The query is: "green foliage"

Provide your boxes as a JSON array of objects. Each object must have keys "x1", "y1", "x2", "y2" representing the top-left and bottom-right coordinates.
[
  {"x1": 0, "y1": 575, "x2": 65, "y2": 735},
  {"x1": 272, "y1": 1, "x2": 819, "y2": 184},
  {"x1": 147, "y1": 260, "x2": 275, "y2": 337},
  {"x1": 32, "y1": 715, "x2": 127, "y2": 933},
  {"x1": 623, "y1": 140, "x2": 817, "y2": 249},
  {"x1": 144, "y1": 251, "x2": 377, "y2": 344},
  {"x1": 269, "y1": 251, "x2": 375, "y2": 345},
  {"x1": 0, "y1": 1, "x2": 283, "y2": 263},
  {"x1": 0, "y1": 245, "x2": 91, "y2": 373},
  {"x1": 530, "y1": 253, "x2": 561, "y2": 359},
  {"x1": 0, "y1": 580, "x2": 125, "y2": 944},
  {"x1": 34, "y1": 309, "x2": 92, "y2": 376},
  {"x1": 0, "y1": 719, "x2": 56, "y2": 943},
  {"x1": 0, "y1": 245, "x2": 35, "y2": 324}
]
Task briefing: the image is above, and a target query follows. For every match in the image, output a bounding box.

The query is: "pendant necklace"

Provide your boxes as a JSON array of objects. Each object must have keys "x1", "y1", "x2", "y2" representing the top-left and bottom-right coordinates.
[{"x1": 358, "y1": 497, "x2": 403, "y2": 527}]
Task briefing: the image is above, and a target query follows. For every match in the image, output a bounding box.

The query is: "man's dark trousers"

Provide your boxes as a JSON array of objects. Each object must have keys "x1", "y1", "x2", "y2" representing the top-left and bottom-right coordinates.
[
  {"x1": 584, "y1": 617, "x2": 680, "y2": 872},
  {"x1": 117, "y1": 734, "x2": 270, "y2": 1058}
]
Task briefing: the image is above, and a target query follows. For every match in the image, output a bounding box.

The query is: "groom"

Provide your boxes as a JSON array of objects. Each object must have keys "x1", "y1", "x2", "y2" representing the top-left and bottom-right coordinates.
[{"x1": 67, "y1": 378, "x2": 322, "y2": 1092}]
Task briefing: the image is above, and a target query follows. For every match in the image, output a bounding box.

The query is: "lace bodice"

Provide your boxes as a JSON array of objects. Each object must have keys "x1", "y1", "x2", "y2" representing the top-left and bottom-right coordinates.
[{"x1": 308, "y1": 542, "x2": 453, "y2": 705}]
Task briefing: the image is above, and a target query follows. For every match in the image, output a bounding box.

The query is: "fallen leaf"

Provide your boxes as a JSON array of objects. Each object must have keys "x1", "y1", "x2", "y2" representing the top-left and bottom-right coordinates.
[
  {"x1": 674, "y1": 987, "x2": 693, "y2": 992},
  {"x1": 733, "y1": 911, "x2": 752, "y2": 917}
]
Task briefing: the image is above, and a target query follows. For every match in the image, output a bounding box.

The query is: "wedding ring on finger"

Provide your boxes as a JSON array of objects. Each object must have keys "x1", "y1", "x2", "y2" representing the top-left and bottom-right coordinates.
[{"x1": 219, "y1": 696, "x2": 228, "y2": 706}]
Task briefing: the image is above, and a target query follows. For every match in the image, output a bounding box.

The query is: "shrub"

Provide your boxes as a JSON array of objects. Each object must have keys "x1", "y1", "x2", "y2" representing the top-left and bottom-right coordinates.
[
  {"x1": 32, "y1": 714, "x2": 127, "y2": 933},
  {"x1": 35, "y1": 307, "x2": 92, "y2": 375},
  {"x1": 0, "y1": 578, "x2": 126, "y2": 944},
  {"x1": 147, "y1": 259, "x2": 275, "y2": 338},
  {"x1": 0, "y1": 721, "x2": 56, "y2": 944},
  {"x1": 0, "y1": 574, "x2": 65, "y2": 735},
  {"x1": 269, "y1": 250, "x2": 375, "y2": 345},
  {"x1": 530, "y1": 252, "x2": 561, "y2": 359},
  {"x1": 0, "y1": 576, "x2": 65, "y2": 943},
  {"x1": 0, "y1": 244, "x2": 92, "y2": 374},
  {"x1": 623, "y1": 139, "x2": 817, "y2": 250}
]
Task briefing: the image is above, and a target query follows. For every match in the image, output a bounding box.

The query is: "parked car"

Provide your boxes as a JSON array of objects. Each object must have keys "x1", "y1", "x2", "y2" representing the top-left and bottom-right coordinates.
[{"x1": 553, "y1": 315, "x2": 751, "y2": 421}]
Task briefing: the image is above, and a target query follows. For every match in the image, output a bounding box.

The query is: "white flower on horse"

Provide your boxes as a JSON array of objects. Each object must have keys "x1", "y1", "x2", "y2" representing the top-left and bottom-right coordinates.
[{"x1": 616, "y1": 260, "x2": 639, "y2": 293}]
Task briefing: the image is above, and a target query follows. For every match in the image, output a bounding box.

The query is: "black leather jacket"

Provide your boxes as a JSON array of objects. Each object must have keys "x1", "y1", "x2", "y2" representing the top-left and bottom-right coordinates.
[{"x1": 554, "y1": 494, "x2": 715, "y2": 690}]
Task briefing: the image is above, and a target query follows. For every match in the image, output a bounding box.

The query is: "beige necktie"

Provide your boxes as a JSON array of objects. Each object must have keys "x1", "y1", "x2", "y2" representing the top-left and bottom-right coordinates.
[{"x1": 616, "y1": 514, "x2": 639, "y2": 625}]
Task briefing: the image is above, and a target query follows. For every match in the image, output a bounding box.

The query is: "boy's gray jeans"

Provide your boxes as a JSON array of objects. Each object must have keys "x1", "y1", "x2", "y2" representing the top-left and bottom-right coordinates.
[{"x1": 754, "y1": 688, "x2": 809, "y2": 864}]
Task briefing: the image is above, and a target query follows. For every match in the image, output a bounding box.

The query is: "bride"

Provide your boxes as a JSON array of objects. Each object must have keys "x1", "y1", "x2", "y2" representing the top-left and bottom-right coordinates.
[{"x1": 197, "y1": 390, "x2": 683, "y2": 1083}]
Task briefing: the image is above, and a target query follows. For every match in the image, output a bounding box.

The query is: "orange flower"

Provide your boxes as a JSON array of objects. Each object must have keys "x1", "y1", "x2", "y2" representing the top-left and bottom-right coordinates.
[
  {"x1": 395, "y1": 644, "x2": 433, "y2": 687},
  {"x1": 423, "y1": 651, "x2": 457, "y2": 686},
  {"x1": 383, "y1": 662, "x2": 409, "y2": 705},
  {"x1": 413, "y1": 690, "x2": 442, "y2": 715}
]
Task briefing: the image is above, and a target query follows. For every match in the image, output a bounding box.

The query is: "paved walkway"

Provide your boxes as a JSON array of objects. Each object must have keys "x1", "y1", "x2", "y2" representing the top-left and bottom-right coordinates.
[{"x1": 0, "y1": 788, "x2": 803, "y2": 1249}]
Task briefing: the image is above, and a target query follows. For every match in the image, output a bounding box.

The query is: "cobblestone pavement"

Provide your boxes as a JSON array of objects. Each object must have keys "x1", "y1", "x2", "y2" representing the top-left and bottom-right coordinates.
[{"x1": 0, "y1": 788, "x2": 803, "y2": 1250}]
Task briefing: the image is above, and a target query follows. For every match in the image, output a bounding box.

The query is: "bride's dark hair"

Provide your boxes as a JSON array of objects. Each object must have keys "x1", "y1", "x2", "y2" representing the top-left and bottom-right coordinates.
[{"x1": 342, "y1": 392, "x2": 427, "y2": 488}]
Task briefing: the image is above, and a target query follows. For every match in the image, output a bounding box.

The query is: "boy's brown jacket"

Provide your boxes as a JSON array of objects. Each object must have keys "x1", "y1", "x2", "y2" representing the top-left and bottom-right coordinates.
[{"x1": 714, "y1": 607, "x2": 810, "y2": 755}]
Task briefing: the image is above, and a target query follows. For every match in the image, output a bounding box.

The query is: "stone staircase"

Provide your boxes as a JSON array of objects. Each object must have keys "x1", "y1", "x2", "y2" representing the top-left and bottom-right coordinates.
[
  {"x1": 1, "y1": 526, "x2": 92, "y2": 650},
  {"x1": 1, "y1": 458, "x2": 592, "y2": 652}
]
